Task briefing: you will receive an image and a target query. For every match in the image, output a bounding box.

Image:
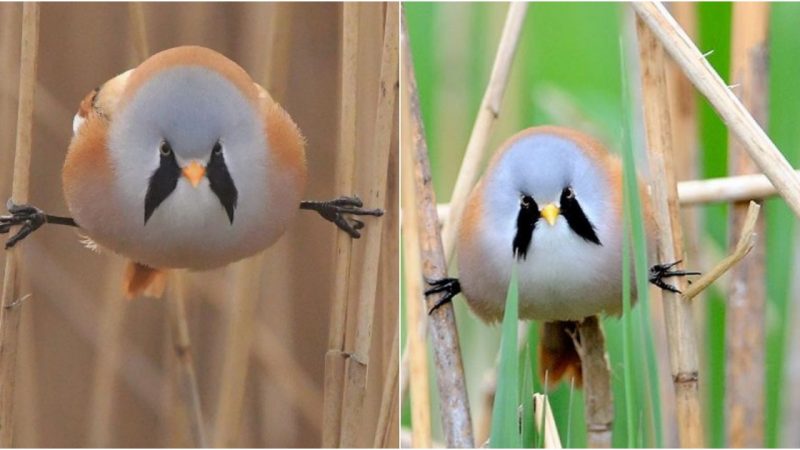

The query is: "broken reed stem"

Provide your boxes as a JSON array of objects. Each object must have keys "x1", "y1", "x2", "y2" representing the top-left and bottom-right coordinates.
[
  {"x1": 167, "y1": 273, "x2": 207, "y2": 448},
  {"x1": 339, "y1": 5, "x2": 398, "y2": 446},
  {"x1": 725, "y1": 4, "x2": 768, "y2": 446},
  {"x1": 322, "y1": 4, "x2": 359, "y2": 447},
  {"x1": 0, "y1": 4, "x2": 38, "y2": 446},
  {"x1": 533, "y1": 394, "x2": 563, "y2": 449},
  {"x1": 402, "y1": 11, "x2": 474, "y2": 448},
  {"x1": 127, "y1": 2, "x2": 149, "y2": 63},
  {"x1": 440, "y1": 2, "x2": 527, "y2": 263},
  {"x1": 373, "y1": 330, "x2": 399, "y2": 448},
  {"x1": 633, "y1": 1, "x2": 800, "y2": 220},
  {"x1": 572, "y1": 316, "x2": 613, "y2": 448},
  {"x1": 212, "y1": 255, "x2": 264, "y2": 447},
  {"x1": 683, "y1": 202, "x2": 760, "y2": 301},
  {"x1": 400, "y1": 78, "x2": 432, "y2": 448},
  {"x1": 636, "y1": 15, "x2": 704, "y2": 447}
]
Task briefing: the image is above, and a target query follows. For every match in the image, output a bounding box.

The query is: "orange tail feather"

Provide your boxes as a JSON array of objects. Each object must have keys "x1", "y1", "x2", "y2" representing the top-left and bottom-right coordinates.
[
  {"x1": 123, "y1": 262, "x2": 168, "y2": 299},
  {"x1": 538, "y1": 320, "x2": 583, "y2": 388}
]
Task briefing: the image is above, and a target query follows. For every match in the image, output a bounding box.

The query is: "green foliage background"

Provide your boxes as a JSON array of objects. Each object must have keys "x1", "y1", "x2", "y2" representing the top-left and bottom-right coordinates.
[{"x1": 402, "y1": 2, "x2": 800, "y2": 447}]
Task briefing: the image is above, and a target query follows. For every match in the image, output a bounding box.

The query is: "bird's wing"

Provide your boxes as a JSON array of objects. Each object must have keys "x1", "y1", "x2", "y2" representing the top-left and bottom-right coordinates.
[
  {"x1": 72, "y1": 69, "x2": 133, "y2": 135},
  {"x1": 255, "y1": 82, "x2": 307, "y2": 189}
]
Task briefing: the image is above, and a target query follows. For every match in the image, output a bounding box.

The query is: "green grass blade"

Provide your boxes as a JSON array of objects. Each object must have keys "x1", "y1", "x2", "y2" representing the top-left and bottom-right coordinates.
[{"x1": 490, "y1": 265, "x2": 521, "y2": 448}]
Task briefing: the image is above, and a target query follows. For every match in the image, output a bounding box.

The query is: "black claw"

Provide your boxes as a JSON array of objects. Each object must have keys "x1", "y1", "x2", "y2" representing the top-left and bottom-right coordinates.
[
  {"x1": 300, "y1": 195, "x2": 384, "y2": 239},
  {"x1": 424, "y1": 277, "x2": 461, "y2": 314},
  {"x1": 1, "y1": 202, "x2": 47, "y2": 249},
  {"x1": 649, "y1": 260, "x2": 700, "y2": 294}
]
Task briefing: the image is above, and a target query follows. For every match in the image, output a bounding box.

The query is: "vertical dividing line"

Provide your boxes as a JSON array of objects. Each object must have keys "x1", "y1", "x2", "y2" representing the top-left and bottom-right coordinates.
[
  {"x1": 635, "y1": 14, "x2": 705, "y2": 448},
  {"x1": 339, "y1": 4, "x2": 398, "y2": 447},
  {"x1": 401, "y1": 10, "x2": 475, "y2": 448},
  {"x1": 167, "y1": 272, "x2": 207, "y2": 448},
  {"x1": 725, "y1": 3, "x2": 769, "y2": 447},
  {"x1": 322, "y1": 3, "x2": 359, "y2": 447},
  {"x1": 0, "y1": 3, "x2": 39, "y2": 446}
]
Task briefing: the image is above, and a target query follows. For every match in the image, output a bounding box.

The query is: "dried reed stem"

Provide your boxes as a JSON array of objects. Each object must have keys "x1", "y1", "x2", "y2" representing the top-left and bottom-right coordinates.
[
  {"x1": 373, "y1": 330, "x2": 399, "y2": 448},
  {"x1": 683, "y1": 202, "x2": 760, "y2": 301},
  {"x1": 633, "y1": 1, "x2": 800, "y2": 220},
  {"x1": 0, "y1": 4, "x2": 38, "y2": 446},
  {"x1": 400, "y1": 75, "x2": 432, "y2": 448},
  {"x1": 725, "y1": 4, "x2": 768, "y2": 446},
  {"x1": 402, "y1": 11, "x2": 474, "y2": 447},
  {"x1": 533, "y1": 394, "x2": 563, "y2": 449},
  {"x1": 127, "y1": 3, "x2": 149, "y2": 62},
  {"x1": 636, "y1": 15, "x2": 704, "y2": 447},
  {"x1": 167, "y1": 273, "x2": 207, "y2": 448},
  {"x1": 322, "y1": 4, "x2": 359, "y2": 446},
  {"x1": 572, "y1": 316, "x2": 613, "y2": 448},
  {"x1": 261, "y1": 3, "x2": 292, "y2": 104},
  {"x1": 212, "y1": 255, "x2": 265, "y2": 447},
  {"x1": 340, "y1": 6, "x2": 398, "y2": 445},
  {"x1": 440, "y1": 2, "x2": 527, "y2": 263}
]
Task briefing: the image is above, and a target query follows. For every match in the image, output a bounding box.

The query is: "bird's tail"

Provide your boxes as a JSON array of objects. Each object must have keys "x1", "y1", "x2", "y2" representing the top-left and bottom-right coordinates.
[
  {"x1": 123, "y1": 261, "x2": 168, "y2": 299},
  {"x1": 538, "y1": 320, "x2": 583, "y2": 388}
]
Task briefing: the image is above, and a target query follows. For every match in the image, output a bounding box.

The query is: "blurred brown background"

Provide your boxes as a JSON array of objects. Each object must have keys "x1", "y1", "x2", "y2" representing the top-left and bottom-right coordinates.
[{"x1": 0, "y1": 2, "x2": 398, "y2": 447}]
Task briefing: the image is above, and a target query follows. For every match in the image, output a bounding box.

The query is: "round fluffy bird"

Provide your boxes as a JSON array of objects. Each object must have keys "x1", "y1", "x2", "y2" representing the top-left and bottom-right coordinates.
[
  {"x1": 426, "y1": 125, "x2": 694, "y2": 385},
  {"x1": 1, "y1": 46, "x2": 381, "y2": 297}
]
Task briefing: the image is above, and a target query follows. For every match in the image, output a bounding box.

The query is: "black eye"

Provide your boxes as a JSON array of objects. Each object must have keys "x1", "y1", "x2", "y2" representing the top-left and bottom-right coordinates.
[
  {"x1": 563, "y1": 186, "x2": 575, "y2": 200},
  {"x1": 213, "y1": 142, "x2": 223, "y2": 156},
  {"x1": 159, "y1": 141, "x2": 172, "y2": 156},
  {"x1": 520, "y1": 195, "x2": 533, "y2": 208}
]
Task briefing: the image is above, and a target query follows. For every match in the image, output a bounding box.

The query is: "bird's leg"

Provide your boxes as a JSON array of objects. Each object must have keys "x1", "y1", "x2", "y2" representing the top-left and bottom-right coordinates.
[
  {"x1": 0, "y1": 201, "x2": 78, "y2": 249},
  {"x1": 648, "y1": 260, "x2": 701, "y2": 294},
  {"x1": 424, "y1": 277, "x2": 461, "y2": 314},
  {"x1": 299, "y1": 195, "x2": 383, "y2": 238}
]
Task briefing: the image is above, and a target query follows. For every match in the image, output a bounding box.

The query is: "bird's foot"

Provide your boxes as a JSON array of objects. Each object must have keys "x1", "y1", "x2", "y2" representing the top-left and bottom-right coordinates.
[
  {"x1": 300, "y1": 195, "x2": 383, "y2": 238},
  {"x1": 424, "y1": 277, "x2": 461, "y2": 314},
  {"x1": 648, "y1": 260, "x2": 701, "y2": 294},
  {"x1": 1, "y1": 201, "x2": 47, "y2": 249}
]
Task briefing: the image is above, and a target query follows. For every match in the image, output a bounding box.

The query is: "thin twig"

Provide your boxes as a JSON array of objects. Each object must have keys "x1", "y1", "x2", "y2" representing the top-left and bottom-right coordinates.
[
  {"x1": 570, "y1": 317, "x2": 613, "y2": 448},
  {"x1": 633, "y1": 1, "x2": 800, "y2": 220},
  {"x1": 402, "y1": 10, "x2": 474, "y2": 448},
  {"x1": 440, "y1": 2, "x2": 527, "y2": 263},
  {"x1": 725, "y1": 4, "x2": 768, "y2": 446},
  {"x1": 167, "y1": 272, "x2": 207, "y2": 448},
  {"x1": 400, "y1": 77, "x2": 432, "y2": 448},
  {"x1": 0, "y1": 4, "x2": 39, "y2": 446},
  {"x1": 533, "y1": 394, "x2": 563, "y2": 449},
  {"x1": 683, "y1": 202, "x2": 760, "y2": 301},
  {"x1": 322, "y1": 4, "x2": 359, "y2": 446},
  {"x1": 635, "y1": 13, "x2": 704, "y2": 447}
]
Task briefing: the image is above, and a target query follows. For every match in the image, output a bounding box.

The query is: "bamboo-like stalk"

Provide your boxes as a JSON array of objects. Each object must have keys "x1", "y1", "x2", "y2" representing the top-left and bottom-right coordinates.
[
  {"x1": 725, "y1": 3, "x2": 768, "y2": 447},
  {"x1": 635, "y1": 15, "x2": 704, "y2": 447},
  {"x1": 339, "y1": 5, "x2": 398, "y2": 446},
  {"x1": 167, "y1": 272, "x2": 207, "y2": 448},
  {"x1": 0, "y1": 4, "x2": 39, "y2": 446},
  {"x1": 212, "y1": 254, "x2": 264, "y2": 447},
  {"x1": 633, "y1": 1, "x2": 800, "y2": 220},
  {"x1": 440, "y1": 2, "x2": 527, "y2": 263},
  {"x1": 402, "y1": 11, "x2": 474, "y2": 448},
  {"x1": 127, "y1": 3, "x2": 149, "y2": 63},
  {"x1": 372, "y1": 330, "x2": 399, "y2": 448},
  {"x1": 322, "y1": 4, "x2": 359, "y2": 446},
  {"x1": 400, "y1": 88, "x2": 432, "y2": 448},
  {"x1": 572, "y1": 316, "x2": 613, "y2": 448}
]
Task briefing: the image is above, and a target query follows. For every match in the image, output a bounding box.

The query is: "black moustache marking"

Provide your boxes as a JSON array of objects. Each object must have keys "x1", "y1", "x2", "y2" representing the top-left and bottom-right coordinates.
[
  {"x1": 144, "y1": 142, "x2": 181, "y2": 224},
  {"x1": 207, "y1": 143, "x2": 238, "y2": 224},
  {"x1": 512, "y1": 194, "x2": 540, "y2": 260},
  {"x1": 560, "y1": 187, "x2": 601, "y2": 245}
]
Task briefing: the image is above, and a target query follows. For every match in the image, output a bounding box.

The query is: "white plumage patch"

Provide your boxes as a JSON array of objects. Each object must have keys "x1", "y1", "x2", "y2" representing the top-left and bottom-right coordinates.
[{"x1": 72, "y1": 113, "x2": 85, "y2": 135}]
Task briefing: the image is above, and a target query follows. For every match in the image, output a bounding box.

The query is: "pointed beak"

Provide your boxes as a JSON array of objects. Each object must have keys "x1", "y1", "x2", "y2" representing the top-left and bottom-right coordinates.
[
  {"x1": 540, "y1": 203, "x2": 560, "y2": 226},
  {"x1": 182, "y1": 161, "x2": 206, "y2": 188}
]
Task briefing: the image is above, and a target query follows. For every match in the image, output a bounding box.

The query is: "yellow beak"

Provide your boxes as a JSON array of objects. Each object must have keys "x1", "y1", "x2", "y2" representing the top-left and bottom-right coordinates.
[
  {"x1": 540, "y1": 203, "x2": 560, "y2": 226},
  {"x1": 182, "y1": 161, "x2": 206, "y2": 188}
]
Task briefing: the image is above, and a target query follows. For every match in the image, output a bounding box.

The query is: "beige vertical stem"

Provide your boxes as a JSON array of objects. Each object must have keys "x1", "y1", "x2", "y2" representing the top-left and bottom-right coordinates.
[
  {"x1": 575, "y1": 317, "x2": 613, "y2": 448},
  {"x1": 0, "y1": 4, "x2": 38, "y2": 446},
  {"x1": 402, "y1": 11, "x2": 474, "y2": 448},
  {"x1": 167, "y1": 273, "x2": 207, "y2": 448},
  {"x1": 440, "y1": 2, "x2": 527, "y2": 263},
  {"x1": 725, "y1": 3, "x2": 768, "y2": 447},
  {"x1": 339, "y1": 5, "x2": 398, "y2": 446},
  {"x1": 635, "y1": 15, "x2": 704, "y2": 448},
  {"x1": 322, "y1": 3, "x2": 359, "y2": 447},
  {"x1": 127, "y1": 3, "x2": 149, "y2": 62}
]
